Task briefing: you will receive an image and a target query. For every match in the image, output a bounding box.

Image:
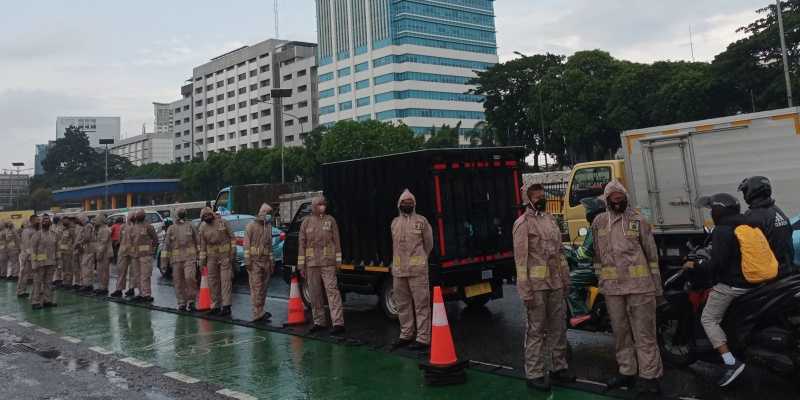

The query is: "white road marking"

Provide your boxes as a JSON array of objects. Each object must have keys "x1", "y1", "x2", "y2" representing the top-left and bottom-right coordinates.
[
  {"x1": 164, "y1": 372, "x2": 200, "y2": 384},
  {"x1": 576, "y1": 378, "x2": 607, "y2": 387},
  {"x1": 35, "y1": 328, "x2": 54, "y2": 335},
  {"x1": 89, "y1": 346, "x2": 113, "y2": 355},
  {"x1": 61, "y1": 336, "x2": 82, "y2": 344},
  {"x1": 0, "y1": 315, "x2": 16, "y2": 321},
  {"x1": 18, "y1": 321, "x2": 34, "y2": 328},
  {"x1": 216, "y1": 389, "x2": 258, "y2": 400},
  {"x1": 120, "y1": 357, "x2": 154, "y2": 368}
]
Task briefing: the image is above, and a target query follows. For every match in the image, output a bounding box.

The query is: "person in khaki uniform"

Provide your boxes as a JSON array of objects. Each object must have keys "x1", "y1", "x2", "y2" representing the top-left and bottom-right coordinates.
[
  {"x1": 161, "y1": 208, "x2": 199, "y2": 311},
  {"x1": 111, "y1": 212, "x2": 137, "y2": 298},
  {"x1": 5, "y1": 221, "x2": 20, "y2": 281},
  {"x1": 130, "y1": 209, "x2": 158, "y2": 302},
  {"x1": 513, "y1": 184, "x2": 574, "y2": 391},
  {"x1": 30, "y1": 215, "x2": 59, "y2": 309},
  {"x1": 198, "y1": 207, "x2": 236, "y2": 316},
  {"x1": 57, "y1": 217, "x2": 77, "y2": 288},
  {"x1": 244, "y1": 203, "x2": 275, "y2": 323},
  {"x1": 93, "y1": 214, "x2": 113, "y2": 296},
  {"x1": 592, "y1": 180, "x2": 663, "y2": 394},
  {"x1": 51, "y1": 216, "x2": 63, "y2": 286},
  {"x1": 75, "y1": 214, "x2": 96, "y2": 292},
  {"x1": 298, "y1": 196, "x2": 345, "y2": 334},
  {"x1": 389, "y1": 189, "x2": 433, "y2": 351},
  {"x1": 0, "y1": 221, "x2": 8, "y2": 279},
  {"x1": 17, "y1": 216, "x2": 39, "y2": 298}
]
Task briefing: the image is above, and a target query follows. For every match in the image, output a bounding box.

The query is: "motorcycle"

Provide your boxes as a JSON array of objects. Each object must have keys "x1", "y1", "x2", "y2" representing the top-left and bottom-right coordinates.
[
  {"x1": 656, "y1": 237, "x2": 800, "y2": 387},
  {"x1": 564, "y1": 244, "x2": 612, "y2": 332}
]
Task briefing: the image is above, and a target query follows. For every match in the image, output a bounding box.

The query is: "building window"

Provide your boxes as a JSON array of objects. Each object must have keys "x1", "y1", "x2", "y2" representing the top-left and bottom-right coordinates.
[
  {"x1": 260, "y1": 65, "x2": 270, "y2": 73},
  {"x1": 217, "y1": 107, "x2": 224, "y2": 114},
  {"x1": 298, "y1": 85, "x2": 307, "y2": 93},
  {"x1": 298, "y1": 101, "x2": 308, "y2": 108},
  {"x1": 251, "y1": 141, "x2": 259, "y2": 149},
  {"x1": 174, "y1": 132, "x2": 181, "y2": 138},
  {"x1": 183, "y1": 105, "x2": 189, "y2": 111},
  {"x1": 320, "y1": 88, "x2": 334, "y2": 99},
  {"x1": 283, "y1": 74, "x2": 292, "y2": 81},
  {"x1": 183, "y1": 142, "x2": 190, "y2": 148},
  {"x1": 207, "y1": 136, "x2": 215, "y2": 143},
  {"x1": 238, "y1": 87, "x2": 247, "y2": 95},
  {"x1": 216, "y1": 81, "x2": 224, "y2": 88},
  {"x1": 195, "y1": 87, "x2": 203, "y2": 94},
  {"x1": 239, "y1": 101, "x2": 247, "y2": 108},
  {"x1": 320, "y1": 105, "x2": 335, "y2": 115},
  {"x1": 174, "y1": 107, "x2": 181, "y2": 113},
  {"x1": 228, "y1": 105, "x2": 235, "y2": 112},
  {"x1": 261, "y1": 124, "x2": 271, "y2": 131},
  {"x1": 354, "y1": 62, "x2": 368, "y2": 73},
  {"x1": 216, "y1": 94, "x2": 224, "y2": 101},
  {"x1": 195, "y1": 100, "x2": 203, "y2": 106},
  {"x1": 299, "y1": 116, "x2": 309, "y2": 124},
  {"x1": 298, "y1": 69, "x2": 307, "y2": 77},
  {"x1": 175, "y1": 120, "x2": 182, "y2": 126},
  {"x1": 184, "y1": 117, "x2": 190, "y2": 123},
  {"x1": 218, "y1": 134, "x2": 225, "y2": 141},
  {"x1": 284, "y1": 104, "x2": 294, "y2": 111},
  {"x1": 228, "y1": 118, "x2": 236, "y2": 125},
  {"x1": 338, "y1": 84, "x2": 352, "y2": 94},
  {"x1": 285, "y1": 135, "x2": 295, "y2": 142},
  {"x1": 251, "y1": 127, "x2": 259, "y2": 134},
  {"x1": 261, "y1": 109, "x2": 271, "y2": 117},
  {"x1": 207, "y1": 123, "x2": 214, "y2": 130},
  {"x1": 217, "y1": 121, "x2": 225, "y2": 128},
  {"x1": 337, "y1": 67, "x2": 351, "y2": 78},
  {"x1": 205, "y1": 84, "x2": 213, "y2": 91},
  {"x1": 249, "y1": 83, "x2": 258, "y2": 91},
  {"x1": 249, "y1": 70, "x2": 257, "y2": 77},
  {"x1": 239, "y1": 115, "x2": 247, "y2": 122},
  {"x1": 356, "y1": 97, "x2": 370, "y2": 107},
  {"x1": 260, "y1": 79, "x2": 270, "y2": 88},
  {"x1": 195, "y1": 113, "x2": 203, "y2": 119},
  {"x1": 240, "y1": 144, "x2": 248, "y2": 150},
  {"x1": 319, "y1": 72, "x2": 333, "y2": 82},
  {"x1": 227, "y1": 77, "x2": 235, "y2": 84},
  {"x1": 229, "y1": 132, "x2": 236, "y2": 139},
  {"x1": 339, "y1": 101, "x2": 353, "y2": 111},
  {"x1": 206, "y1": 111, "x2": 214, "y2": 117},
  {"x1": 207, "y1": 97, "x2": 215, "y2": 104},
  {"x1": 184, "y1": 130, "x2": 190, "y2": 136},
  {"x1": 262, "y1": 139, "x2": 272, "y2": 147},
  {"x1": 175, "y1": 145, "x2": 181, "y2": 150},
  {"x1": 239, "y1": 129, "x2": 247, "y2": 137},
  {"x1": 285, "y1": 120, "x2": 294, "y2": 127},
  {"x1": 238, "y1": 73, "x2": 246, "y2": 81}
]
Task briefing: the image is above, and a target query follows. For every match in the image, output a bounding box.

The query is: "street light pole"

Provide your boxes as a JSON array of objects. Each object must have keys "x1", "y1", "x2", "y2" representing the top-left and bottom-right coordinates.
[
  {"x1": 99, "y1": 139, "x2": 115, "y2": 210},
  {"x1": 777, "y1": 0, "x2": 794, "y2": 107},
  {"x1": 10, "y1": 162, "x2": 24, "y2": 211}
]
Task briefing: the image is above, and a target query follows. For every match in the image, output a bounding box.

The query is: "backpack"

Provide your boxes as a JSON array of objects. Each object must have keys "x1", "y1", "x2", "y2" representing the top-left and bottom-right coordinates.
[{"x1": 734, "y1": 225, "x2": 778, "y2": 284}]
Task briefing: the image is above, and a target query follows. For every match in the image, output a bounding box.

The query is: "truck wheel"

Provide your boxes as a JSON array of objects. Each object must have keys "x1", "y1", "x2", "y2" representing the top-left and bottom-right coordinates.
[
  {"x1": 657, "y1": 315, "x2": 696, "y2": 367},
  {"x1": 462, "y1": 296, "x2": 490, "y2": 308},
  {"x1": 157, "y1": 256, "x2": 171, "y2": 278},
  {"x1": 299, "y1": 276, "x2": 312, "y2": 309},
  {"x1": 378, "y1": 276, "x2": 399, "y2": 320}
]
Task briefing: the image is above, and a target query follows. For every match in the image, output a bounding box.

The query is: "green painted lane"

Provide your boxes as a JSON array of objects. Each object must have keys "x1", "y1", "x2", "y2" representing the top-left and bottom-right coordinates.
[{"x1": 0, "y1": 282, "x2": 613, "y2": 399}]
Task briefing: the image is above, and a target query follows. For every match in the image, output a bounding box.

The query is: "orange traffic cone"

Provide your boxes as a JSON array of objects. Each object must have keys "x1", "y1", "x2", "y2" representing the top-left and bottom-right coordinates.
[
  {"x1": 196, "y1": 266, "x2": 212, "y2": 311},
  {"x1": 419, "y1": 286, "x2": 467, "y2": 386},
  {"x1": 285, "y1": 274, "x2": 306, "y2": 326}
]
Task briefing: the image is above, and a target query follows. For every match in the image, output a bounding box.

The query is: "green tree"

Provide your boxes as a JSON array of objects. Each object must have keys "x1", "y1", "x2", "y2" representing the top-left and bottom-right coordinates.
[
  {"x1": 317, "y1": 120, "x2": 423, "y2": 163},
  {"x1": 423, "y1": 123, "x2": 462, "y2": 149},
  {"x1": 40, "y1": 126, "x2": 132, "y2": 189},
  {"x1": 30, "y1": 187, "x2": 53, "y2": 211}
]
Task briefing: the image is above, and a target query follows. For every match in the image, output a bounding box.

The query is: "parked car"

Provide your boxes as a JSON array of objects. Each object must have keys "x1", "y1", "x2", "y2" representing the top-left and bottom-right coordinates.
[{"x1": 156, "y1": 214, "x2": 285, "y2": 280}]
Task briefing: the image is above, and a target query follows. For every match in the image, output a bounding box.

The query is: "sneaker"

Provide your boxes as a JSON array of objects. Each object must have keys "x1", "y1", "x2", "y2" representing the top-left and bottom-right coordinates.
[
  {"x1": 307, "y1": 324, "x2": 326, "y2": 334},
  {"x1": 526, "y1": 376, "x2": 551, "y2": 391},
  {"x1": 390, "y1": 338, "x2": 414, "y2": 350},
  {"x1": 606, "y1": 373, "x2": 636, "y2": 390},
  {"x1": 186, "y1": 303, "x2": 196, "y2": 312},
  {"x1": 109, "y1": 291, "x2": 122, "y2": 298},
  {"x1": 330, "y1": 325, "x2": 345, "y2": 335},
  {"x1": 551, "y1": 369, "x2": 577, "y2": 383},
  {"x1": 718, "y1": 361, "x2": 746, "y2": 388}
]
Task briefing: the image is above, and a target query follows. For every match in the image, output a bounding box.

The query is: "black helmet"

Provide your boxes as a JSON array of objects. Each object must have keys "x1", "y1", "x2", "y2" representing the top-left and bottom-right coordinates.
[
  {"x1": 580, "y1": 197, "x2": 606, "y2": 224},
  {"x1": 738, "y1": 176, "x2": 772, "y2": 204},
  {"x1": 696, "y1": 193, "x2": 741, "y2": 221}
]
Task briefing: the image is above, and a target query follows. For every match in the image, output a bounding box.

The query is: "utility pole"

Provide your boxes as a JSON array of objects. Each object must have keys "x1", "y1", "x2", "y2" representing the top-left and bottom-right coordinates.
[
  {"x1": 10, "y1": 162, "x2": 24, "y2": 210},
  {"x1": 777, "y1": 0, "x2": 794, "y2": 107},
  {"x1": 99, "y1": 139, "x2": 115, "y2": 209}
]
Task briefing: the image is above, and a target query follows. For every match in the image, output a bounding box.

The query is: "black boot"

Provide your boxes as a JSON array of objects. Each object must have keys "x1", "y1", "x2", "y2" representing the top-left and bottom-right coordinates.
[
  {"x1": 330, "y1": 325, "x2": 345, "y2": 335},
  {"x1": 124, "y1": 289, "x2": 135, "y2": 297},
  {"x1": 307, "y1": 324, "x2": 326, "y2": 334},
  {"x1": 44, "y1": 302, "x2": 58, "y2": 308},
  {"x1": 551, "y1": 369, "x2": 577, "y2": 383},
  {"x1": 606, "y1": 374, "x2": 636, "y2": 391},
  {"x1": 186, "y1": 303, "x2": 196, "y2": 312},
  {"x1": 390, "y1": 338, "x2": 414, "y2": 350},
  {"x1": 637, "y1": 378, "x2": 661, "y2": 395},
  {"x1": 207, "y1": 308, "x2": 221, "y2": 316},
  {"x1": 109, "y1": 290, "x2": 122, "y2": 298},
  {"x1": 219, "y1": 305, "x2": 232, "y2": 317},
  {"x1": 177, "y1": 305, "x2": 186, "y2": 312},
  {"x1": 527, "y1": 376, "x2": 551, "y2": 391},
  {"x1": 32, "y1": 304, "x2": 44, "y2": 310}
]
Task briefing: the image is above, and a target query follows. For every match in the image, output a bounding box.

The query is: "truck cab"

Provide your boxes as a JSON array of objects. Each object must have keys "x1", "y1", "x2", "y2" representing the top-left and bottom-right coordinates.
[{"x1": 564, "y1": 160, "x2": 624, "y2": 243}]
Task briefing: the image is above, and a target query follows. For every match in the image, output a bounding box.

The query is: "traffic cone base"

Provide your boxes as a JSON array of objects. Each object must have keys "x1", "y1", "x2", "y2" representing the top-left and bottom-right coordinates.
[
  {"x1": 286, "y1": 275, "x2": 306, "y2": 326},
  {"x1": 420, "y1": 286, "x2": 467, "y2": 386},
  {"x1": 196, "y1": 266, "x2": 212, "y2": 311}
]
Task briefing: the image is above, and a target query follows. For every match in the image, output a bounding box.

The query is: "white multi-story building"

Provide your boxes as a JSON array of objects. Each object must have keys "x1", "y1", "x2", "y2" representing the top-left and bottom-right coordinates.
[
  {"x1": 314, "y1": 0, "x2": 498, "y2": 137},
  {"x1": 189, "y1": 39, "x2": 318, "y2": 160},
  {"x1": 153, "y1": 102, "x2": 174, "y2": 135},
  {"x1": 170, "y1": 87, "x2": 194, "y2": 162},
  {"x1": 56, "y1": 116, "x2": 121, "y2": 148},
  {"x1": 110, "y1": 132, "x2": 174, "y2": 166}
]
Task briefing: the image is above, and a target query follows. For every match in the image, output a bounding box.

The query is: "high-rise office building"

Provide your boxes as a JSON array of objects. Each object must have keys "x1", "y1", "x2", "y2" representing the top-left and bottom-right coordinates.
[
  {"x1": 56, "y1": 116, "x2": 121, "y2": 148},
  {"x1": 315, "y1": 0, "x2": 497, "y2": 136},
  {"x1": 153, "y1": 102, "x2": 174, "y2": 135}
]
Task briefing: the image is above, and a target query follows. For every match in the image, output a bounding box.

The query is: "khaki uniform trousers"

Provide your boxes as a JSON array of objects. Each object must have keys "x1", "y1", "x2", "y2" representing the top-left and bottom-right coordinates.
[
  {"x1": 393, "y1": 274, "x2": 431, "y2": 344},
  {"x1": 31, "y1": 265, "x2": 56, "y2": 306},
  {"x1": 173, "y1": 260, "x2": 198, "y2": 307},
  {"x1": 307, "y1": 265, "x2": 344, "y2": 327},
  {"x1": 95, "y1": 256, "x2": 110, "y2": 290},
  {"x1": 17, "y1": 254, "x2": 32, "y2": 295},
  {"x1": 247, "y1": 260, "x2": 272, "y2": 320},
  {"x1": 207, "y1": 254, "x2": 232, "y2": 308},
  {"x1": 606, "y1": 293, "x2": 663, "y2": 379},
  {"x1": 7, "y1": 253, "x2": 19, "y2": 278},
  {"x1": 524, "y1": 288, "x2": 569, "y2": 379},
  {"x1": 60, "y1": 254, "x2": 75, "y2": 286},
  {"x1": 115, "y1": 254, "x2": 137, "y2": 292},
  {"x1": 80, "y1": 253, "x2": 95, "y2": 287},
  {"x1": 132, "y1": 256, "x2": 153, "y2": 297}
]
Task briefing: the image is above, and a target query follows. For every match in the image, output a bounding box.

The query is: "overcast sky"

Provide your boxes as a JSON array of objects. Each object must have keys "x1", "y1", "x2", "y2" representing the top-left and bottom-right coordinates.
[{"x1": 0, "y1": 0, "x2": 764, "y2": 171}]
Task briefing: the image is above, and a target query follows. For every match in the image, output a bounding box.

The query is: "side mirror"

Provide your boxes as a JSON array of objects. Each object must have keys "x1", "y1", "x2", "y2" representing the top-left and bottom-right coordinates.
[{"x1": 578, "y1": 227, "x2": 588, "y2": 237}]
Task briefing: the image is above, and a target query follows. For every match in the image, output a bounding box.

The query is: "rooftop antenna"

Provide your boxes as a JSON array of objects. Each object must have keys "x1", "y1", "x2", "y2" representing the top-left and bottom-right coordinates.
[
  {"x1": 274, "y1": 0, "x2": 280, "y2": 39},
  {"x1": 689, "y1": 25, "x2": 695, "y2": 62}
]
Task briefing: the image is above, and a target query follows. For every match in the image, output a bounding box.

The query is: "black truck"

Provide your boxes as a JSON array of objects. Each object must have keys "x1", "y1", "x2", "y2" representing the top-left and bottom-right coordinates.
[{"x1": 282, "y1": 147, "x2": 525, "y2": 318}]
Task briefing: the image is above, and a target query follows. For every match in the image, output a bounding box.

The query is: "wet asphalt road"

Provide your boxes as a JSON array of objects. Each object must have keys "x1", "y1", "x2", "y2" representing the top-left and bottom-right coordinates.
[{"x1": 143, "y1": 265, "x2": 798, "y2": 400}]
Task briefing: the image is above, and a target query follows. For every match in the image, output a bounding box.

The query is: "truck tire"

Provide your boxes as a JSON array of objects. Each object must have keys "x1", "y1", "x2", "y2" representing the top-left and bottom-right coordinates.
[
  {"x1": 299, "y1": 276, "x2": 312, "y2": 309},
  {"x1": 657, "y1": 315, "x2": 696, "y2": 367},
  {"x1": 378, "y1": 276, "x2": 399, "y2": 320},
  {"x1": 462, "y1": 296, "x2": 490, "y2": 308}
]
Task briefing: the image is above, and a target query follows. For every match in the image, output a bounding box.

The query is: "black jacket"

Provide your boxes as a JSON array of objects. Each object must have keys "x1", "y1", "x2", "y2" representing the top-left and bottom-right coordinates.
[
  {"x1": 744, "y1": 198, "x2": 795, "y2": 274},
  {"x1": 699, "y1": 214, "x2": 758, "y2": 289}
]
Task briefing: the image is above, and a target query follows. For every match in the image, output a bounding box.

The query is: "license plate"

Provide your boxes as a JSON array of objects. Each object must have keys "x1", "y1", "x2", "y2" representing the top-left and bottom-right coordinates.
[
  {"x1": 465, "y1": 282, "x2": 492, "y2": 298},
  {"x1": 481, "y1": 269, "x2": 493, "y2": 280}
]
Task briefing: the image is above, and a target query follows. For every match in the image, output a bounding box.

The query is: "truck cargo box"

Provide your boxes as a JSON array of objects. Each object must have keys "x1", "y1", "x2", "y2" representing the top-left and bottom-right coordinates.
[
  {"x1": 623, "y1": 107, "x2": 800, "y2": 234},
  {"x1": 320, "y1": 147, "x2": 525, "y2": 270}
]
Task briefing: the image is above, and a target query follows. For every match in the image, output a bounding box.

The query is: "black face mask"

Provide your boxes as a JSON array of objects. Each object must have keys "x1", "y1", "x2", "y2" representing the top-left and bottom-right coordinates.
[
  {"x1": 203, "y1": 216, "x2": 214, "y2": 224},
  {"x1": 399, "y1": 205, "x2": 414, "y2": 214},
  {"x1": 533, "y1": 198, "x2": 547, "y2": 211},
  {"x1": 609, "y1": 200, "x2": 628, "y2": 213},
  {"x1": 42, "y1": 222, "x2": 51, "y2": 229},
  {"x1": 177, "y1": 212, "x2": 187, "y2": 220}
]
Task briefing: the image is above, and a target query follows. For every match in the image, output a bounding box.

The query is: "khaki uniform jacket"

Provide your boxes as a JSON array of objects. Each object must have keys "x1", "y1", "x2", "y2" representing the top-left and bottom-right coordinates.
[
  {"x1": 0, "y1": 228, "x2": 7, "y2": 257},
  {"x1": 163, "y1": 221, "x2": 199, "y2": 263},
  {"x1": 591, "y1": 209, "x2": 662, "y2": 296},
  {"x1": 5, "y1": 228, "x2": 20, "y2": 256},
  {"x1": 118, "y1": 223, "x2": 133, "y2": 257},
  {"x1": 198, "y1": 218, "x2": 235, "y2": 263},
  {"x1": 513, "y1": 208, "x2": 569, "y2": 300},
  {"x1": 31, "y1": 230, "x2": 59, "y2": 268},
  {"x1": 298, "y1": 214, "x2": 341, "y2": 268},
  {"x1": 244, "y1": 219, "x2": 273, "y2": 266},
  {"x1": 95, "y1": 225, "x2": 113, "y2": 260},
  {"x1": 391, "y1": 213, "x2": 433, "y2": 277},
  {"x1": 57, "y1": 225, "x2": 76, "y2": 256},
  {"x1": 75, "y1": 224, "x2": 96, "y2": 255},
  {"x1": 21, "y1": 227, "x2": 36, "y2": 261},
  {"x1": 130, "y1": 223, "x2": 158, "y2": 258}
]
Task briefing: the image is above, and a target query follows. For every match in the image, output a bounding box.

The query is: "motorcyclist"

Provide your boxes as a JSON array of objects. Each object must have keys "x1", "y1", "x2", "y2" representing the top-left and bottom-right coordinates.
[
  {"x1": 738, "y1": 176, "x2": 794, "y2": 275},
  {"x1": 576, "y1": 197, "x2": 606, "y2": 262},
  {"x1": 684, "y1": 193, "x2": 761, "y2": 387},
  {"x1": 566, "y1": 197, "x2": 606, "y2": 320}
]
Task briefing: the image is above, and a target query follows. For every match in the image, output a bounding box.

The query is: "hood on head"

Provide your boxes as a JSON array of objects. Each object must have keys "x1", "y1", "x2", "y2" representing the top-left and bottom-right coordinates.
[
  {"x1": 258, "y1": 203, "x2": 273, "y2": 218},
  {"x1": 176, "y1": 207, "x2": 187, "y2": 219},
  {"x1": 311, "y1": 196, "x2": 327, "y2": 215},
  {"x1": 201, "y1": 206, "x2": 214, "y2": 218},
  {"x1": 602, "y1": 179, "x2": 628, "y2": 202},
  {"x1": 94, "y1": 213, "x2": 106, "y2": 226},
  {"x1": 78, "y1": 214, "x2": 88, "y2": 224},
  {"x1": 397, "y1": 189, "x2": 417, "y2": 210}
]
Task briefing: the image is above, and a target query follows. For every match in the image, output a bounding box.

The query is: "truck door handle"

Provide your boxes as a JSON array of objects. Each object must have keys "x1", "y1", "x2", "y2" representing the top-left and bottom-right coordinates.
[{"x1": 669, "y1": 199, "x2": 690, "y2": 206}]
